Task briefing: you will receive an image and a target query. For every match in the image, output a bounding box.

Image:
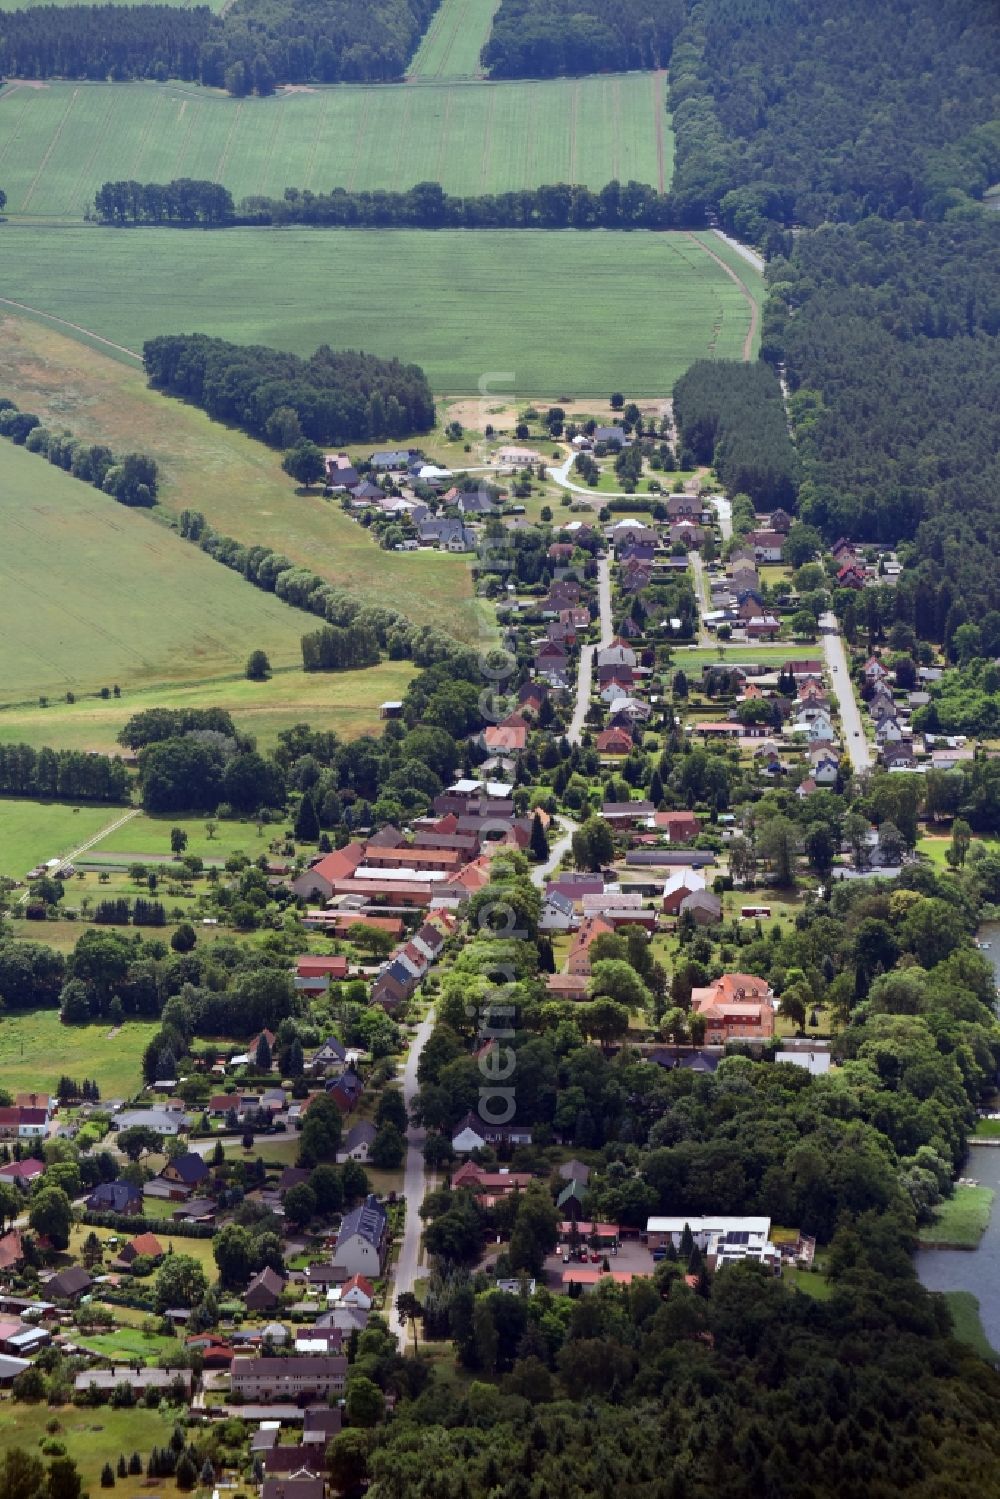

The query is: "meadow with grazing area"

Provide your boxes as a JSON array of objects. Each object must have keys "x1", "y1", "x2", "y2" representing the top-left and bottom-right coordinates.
[
  {"x1": 407, "y1": 0, "x2": 499, "y2": 77},
  {"x1": 1, "y1": 1405, "x2": 182, "y2": 1499},
  {"x1": 0, "y1": 1008, "x2": 157, "y2": 1096},
  {"x1": 0, "y1": 314, "x2": 481, "y2": 638},
  {"x1": 0, "y1": 437, "x2": 309, "y2": 703},
  {"x1": 0, "y1": 228, "x2": 756, "y2": 394},
  {"x1": 0, "y1": 73, "x2": 668, "y2": 220},
  {"x1": 0, "y1": 660, "x2": 418, "y2": 756},
  {"x1": 0, "y1": 797, "x2": 127, "y2": 879}
]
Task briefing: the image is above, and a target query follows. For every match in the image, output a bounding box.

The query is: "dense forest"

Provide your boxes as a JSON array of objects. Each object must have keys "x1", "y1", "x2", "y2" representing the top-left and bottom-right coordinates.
[
  {"x1": 0, "y1": 0, "x2": 437, "y2": 87},
  {"x1": 143, "y1": 334, "x2": 435, "y2": 446},
  {"x1": 94, "y1": 178, "x2": 688, "y2": 230},
  {"x1": 667, "y1": 0, "x2": 1000, "y2": 242},
  {"x1": 763, "y1": 218, "x2": 1000, "y2": 615},
  {"x1": 481, "y1": 0, "x2": 684, "y2": 77},
  {"x1": 672, "y1": 360, "x2": 797, "y2": 507}
]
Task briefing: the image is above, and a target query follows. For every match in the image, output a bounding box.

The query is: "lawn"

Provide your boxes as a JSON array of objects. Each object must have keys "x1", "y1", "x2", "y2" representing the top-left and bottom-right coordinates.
[
  {"x1": 0, "y1": 227, "x2": 755, "y2": 395},
  {"x1": 69, "y1": 1223, "x2": 219, "y2": 1278},
  {"x1": 0, "y1": 313, "x2": 480, "y2": 640},
  {"x1": 86, "y1": 810, "x2": 288, "y2": 862},
  {"x1": 0, "y1": 438, "x2": 309, "y2": 704},
  {"x1": 943, "y1": 1290, "x2": 1000, "y2": 1362},
  {"x1": 0, "y1": 660, "x2": 418, "y2": 757},
  {"x1": 0, "y1": 1009, "x2": 156, "y2": 1098},
  {"x1": 0, "y1": 798, "x2": 127, "y2": 880},
  {"x1": 783, "y1": 1267, "x2": 833, "y2": 1300},
  {"x1": 0, "y1": 1404, "x2": 182, "y2": 1499},
  {"x1": 0, "y1": 73, "x2": 669, "y2": 219},
  {"x1": 407, "y1": 0, "x2": 499, "y2": 77},
  {"x1": 918, "y1": 1185, "x2": 995, "y2": 1249}
]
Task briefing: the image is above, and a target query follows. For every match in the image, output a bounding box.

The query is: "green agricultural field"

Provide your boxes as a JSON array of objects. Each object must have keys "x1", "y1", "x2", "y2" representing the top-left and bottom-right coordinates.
[
  {"x1": 0, "y1": 227, "x2": 756, "y2": 394},
  {"x1": 0, "y1": 1405, "x2": 183, "y2": 1499},
  {"x1": 0, "y1": 1009, "x2": 157, "y2": 1096},
  {"x1": 0, "y1": 314, "x2": 481, "y2": 639},
  {"x1": 0, "y1": 798, "x2": 128, "y2": 880},
  {"x1": 0, "y1": 439, "x2": 311, "y2": 703},
  {"x1": 407, "y1": 0, "x2": 499, "y2": 78},
  {"x1": 0, "y1": 660, "x2": 418, "y2": 757},
  {"x1": 0, "y1": 73, "x2": 669, "y2": 220},
  {"x1": 918, "y1": 1185, "x2": 995, "y2": 1248}
]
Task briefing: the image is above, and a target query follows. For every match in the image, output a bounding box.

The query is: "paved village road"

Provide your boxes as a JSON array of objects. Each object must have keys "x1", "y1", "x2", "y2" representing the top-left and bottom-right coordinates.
[
  {"x1": 388, "y1": 1004, "x2": 437, "y2": 1344},
  {"x1": 821, "y1": 612, "x2": 871, "y2": 773},
  {"x1": 567, "y1": 556, "x2": 612, "y2": 744}
]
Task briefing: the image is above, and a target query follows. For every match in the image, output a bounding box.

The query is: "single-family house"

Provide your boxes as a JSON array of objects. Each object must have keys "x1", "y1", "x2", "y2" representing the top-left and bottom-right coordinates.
[
  {"x1": 338, "y1": 1121, "x2": 377, "y2": 1164},
  {"x1": 334, "y1": 1196, "x2": 388, "y2": 1278},
  {"x1": 245, "y1": 1266, "x2": 286, "y2": 1313},
  {"x1": 451, "y1": 1113, "x2": 533, "y2": 1153},
  {"x1": 662, "y1": 870, "x2": 706, "y2": 915}
]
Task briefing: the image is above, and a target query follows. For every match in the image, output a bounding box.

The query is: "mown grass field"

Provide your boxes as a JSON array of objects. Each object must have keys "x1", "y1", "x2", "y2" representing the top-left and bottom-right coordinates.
[
  {"x1": 0, "y1": 73, "x2": 669, "y2": 220},
  {"x1": 0, "y1": 660, "x2": 417, "y2": 756},
  {"x1": 0, "y1": 797, "x2": 126, "y2": 879},
  {"x1": 407, "y1": 0, "x2": 499, "y2": 78},
  {"x1": 0, "y1": 228, "x2": 756, "y2": 394},
  {"x1": 0, "y1": 437, "x2": 311, "y2": 703},
  {"x1": 1, "y1": 1405, "x2": 183, "y2": 1499},
  {"x1": 0, "y1": 1009, "x2": 157, "y2": 1096},
  {"x1": 918, "y1": 1186, "x2": 995, "y2": 1248},
  {"x1": 0, "y1": 314, "x2": 481, "y2": 638},
  {"x1": 86, "y1": 808, "x2": 288, "y2": 861}
]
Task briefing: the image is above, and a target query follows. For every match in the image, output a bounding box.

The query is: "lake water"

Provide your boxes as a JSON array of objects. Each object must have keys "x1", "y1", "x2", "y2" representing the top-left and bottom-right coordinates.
[{"x1": 914, "y1": 920, "x2": 1000, "y2": 1345}]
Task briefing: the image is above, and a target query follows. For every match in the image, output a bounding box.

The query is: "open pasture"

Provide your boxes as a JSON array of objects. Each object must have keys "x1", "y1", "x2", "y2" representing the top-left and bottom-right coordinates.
[
  {"x1": 0, "y1": 797, "x2": 127, "y2": 880},
  {"x1": 0, "y1": 1008, "x2": 157, "y2": 1097},
  {"x1": 0, "y1": 438, "x2": 311, "y2": 703},
  {"x1": 0, "y1": 72, "x2": 669, "y2": 220},
  {"x1": 1, "y1": 1405, "x2": 182, "y2": 1499},
  {"x1": 0, "y1": 227, "x2": 757, "y2": 394}
]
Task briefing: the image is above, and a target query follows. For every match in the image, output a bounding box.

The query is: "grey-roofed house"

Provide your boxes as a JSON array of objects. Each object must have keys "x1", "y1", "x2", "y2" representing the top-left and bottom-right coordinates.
[
  {"x1": 85, "y1": 1180, "x2": 142, "y2": 1215},
  {"x1": 370, "y1": 449, "x2": 414, "y2": 470},
  {"x1": 232, "y1": 1355, "x2": 347, "y2": 1402},
  {"x1": 334, "y1": 1195, "x2": 388, "y2": 1277},
  {"x1": 0, "y1": 1355, "x2": 31, "y2": 1387},
  {"x1": 245, "y1": 1266, "x2": 286, "y2": 1312},
  {"x1": 45, "y1": 1267, "x2": 92, "y2": 1302},
  {"x1": 558, "y1": 1159, "x2": 591, "y2": 1185},
  {"x1": 338, "y1": 1121, "x2": 377, "y2": 1164},
  {"x1": 113, "y1": 1108, "x2": 185, "y2": 1136}
]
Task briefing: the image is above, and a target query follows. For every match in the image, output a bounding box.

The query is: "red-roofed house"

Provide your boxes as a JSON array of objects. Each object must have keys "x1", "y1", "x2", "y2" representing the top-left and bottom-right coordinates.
[
  {"x1": 654, "y1": 811, "x2": 700, "y2": 843},
  {"x1": 291, "y1": 842, "x2": 366, "y2": 901},
  {"x1": 596, "y1": 727, "x2": 633, "y2": 756}
]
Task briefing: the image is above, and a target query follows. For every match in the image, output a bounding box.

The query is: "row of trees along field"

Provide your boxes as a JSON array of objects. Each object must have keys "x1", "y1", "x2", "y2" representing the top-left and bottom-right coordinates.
[
  {"x1": 672, "y1": 360, "x2": 798, "y2": 509},
  {"x1": 480, "y1": 0, "x2": 684, "y2": 76},
  {"x1": 175, "y1": 509, "x2": 462, "y2": 667},
  {"x1": 93, "y1": 178, "x2": 695, "y2": 231},
  {"x1": 763, "y1": 217, "x2": 1000, "y2": 617},
  {"x1": 667, "y1": 0, "x2": 1000, "y2": 242},
  {"x1": 0, "y1": 0, "x2": 437, "y2": 88},
  {"x1": 0, "y1": 395, "x2": 159, "y2": 508},
  {"x1": 143, "y1": 334, "x2": 435, "y2": 445}
]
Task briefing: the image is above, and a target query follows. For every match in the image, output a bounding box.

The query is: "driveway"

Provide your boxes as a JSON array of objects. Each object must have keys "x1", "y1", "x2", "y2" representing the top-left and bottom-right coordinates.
[{"x1": 821, "y1": 613, "x2": 871, "y2": 772}]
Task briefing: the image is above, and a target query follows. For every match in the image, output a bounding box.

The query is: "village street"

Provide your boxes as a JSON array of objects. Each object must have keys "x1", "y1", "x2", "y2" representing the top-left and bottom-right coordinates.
[
  {"x1": 386, "y1": 1005, "x2": 436, "y2": 1342},
  {"x1": 821, "y1": 612, "x2": 871, "y2": 773}
]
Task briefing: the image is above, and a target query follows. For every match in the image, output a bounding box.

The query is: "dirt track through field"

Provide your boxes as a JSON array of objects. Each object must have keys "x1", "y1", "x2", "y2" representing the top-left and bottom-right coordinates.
[
  {"x1": 0, "y1": 297, "x2": 142, "y2": 361},
  {"x1": 684, "y1": 232, "x2": 759, "y2": 361}
]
